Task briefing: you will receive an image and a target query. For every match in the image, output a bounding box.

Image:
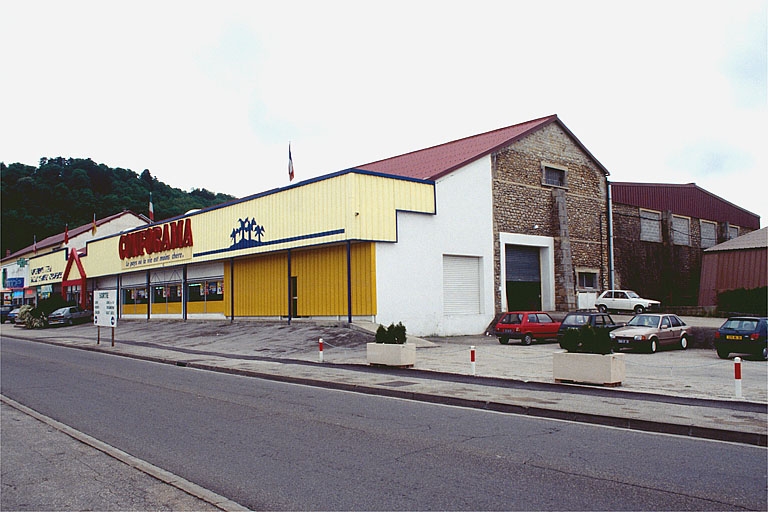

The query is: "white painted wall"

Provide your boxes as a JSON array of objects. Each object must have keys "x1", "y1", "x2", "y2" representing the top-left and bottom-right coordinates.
[{"x1": 376, "y1": 157, "x2": 495, "y2": 336}]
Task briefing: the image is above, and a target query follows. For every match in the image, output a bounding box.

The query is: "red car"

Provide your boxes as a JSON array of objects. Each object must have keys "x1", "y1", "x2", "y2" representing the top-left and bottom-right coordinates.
[{"x1": 495, "y1": 311, "x2": 561, "y2": 345}]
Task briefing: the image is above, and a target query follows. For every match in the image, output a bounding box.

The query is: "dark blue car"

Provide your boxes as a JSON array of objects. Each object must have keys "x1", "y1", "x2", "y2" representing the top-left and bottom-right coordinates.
[{"x1": 714, "y1": 317, "x2": 767, "y2": 360}]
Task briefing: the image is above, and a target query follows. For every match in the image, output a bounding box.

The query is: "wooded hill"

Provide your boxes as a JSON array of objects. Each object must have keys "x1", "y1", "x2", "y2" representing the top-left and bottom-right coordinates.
[{"x1": 1, "y1": 157, "x2": 235, "y2": 256}]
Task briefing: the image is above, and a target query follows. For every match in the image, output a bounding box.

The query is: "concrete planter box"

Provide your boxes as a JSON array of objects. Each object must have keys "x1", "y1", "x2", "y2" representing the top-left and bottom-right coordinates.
[
  {"x1": 366, "y1": 343, "x2": 415, "y2": 367},
  {"x1": 553, "y1": 351, "x2": 625, "y2": 386}
]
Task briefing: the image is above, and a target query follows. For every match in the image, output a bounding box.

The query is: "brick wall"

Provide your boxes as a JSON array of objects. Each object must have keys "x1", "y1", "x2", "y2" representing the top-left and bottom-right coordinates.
[{"x1": 492, "y1": 123, "x2": 608, "y2": 312}]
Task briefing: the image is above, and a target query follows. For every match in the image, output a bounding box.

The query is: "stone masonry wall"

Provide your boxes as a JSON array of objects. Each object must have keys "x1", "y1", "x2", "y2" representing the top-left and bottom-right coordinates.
[
  {"x1": 492, "y1": 123, "x2": 608, "y2": 312},
  {"x1": 612, "y1": 203, "x2": 757, "y2": 307}
]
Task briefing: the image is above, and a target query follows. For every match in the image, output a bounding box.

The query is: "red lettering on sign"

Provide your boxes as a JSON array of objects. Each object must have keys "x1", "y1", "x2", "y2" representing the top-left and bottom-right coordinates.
[{"x1": 118, "y1": 219, "x2": 194, "y2": 260}]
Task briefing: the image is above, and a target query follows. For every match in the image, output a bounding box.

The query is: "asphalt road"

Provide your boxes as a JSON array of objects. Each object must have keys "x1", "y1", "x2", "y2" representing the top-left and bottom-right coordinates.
[{"x1": 2, "y1": 337, "x2": 766, "y2": 511}]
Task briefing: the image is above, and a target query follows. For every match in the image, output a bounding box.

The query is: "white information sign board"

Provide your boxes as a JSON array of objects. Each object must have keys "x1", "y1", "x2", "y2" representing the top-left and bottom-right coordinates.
[{"x1": 93, "y1": 290, "x2": 118, "y2": 328}]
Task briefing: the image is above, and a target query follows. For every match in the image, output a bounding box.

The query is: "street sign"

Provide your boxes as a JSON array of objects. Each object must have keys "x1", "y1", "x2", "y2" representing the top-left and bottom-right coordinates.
[{"x1": 93, "y1": 290, "x2": 118, "y2": 328}]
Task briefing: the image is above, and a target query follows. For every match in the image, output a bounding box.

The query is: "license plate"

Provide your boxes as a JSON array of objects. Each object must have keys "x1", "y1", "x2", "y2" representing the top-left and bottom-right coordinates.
[
  {"x1": 618, "y1": 340, "x2": 629, "y2": 344},
  {"x1": 726, "y1": 335, "x2": 742, "y2": 340}
]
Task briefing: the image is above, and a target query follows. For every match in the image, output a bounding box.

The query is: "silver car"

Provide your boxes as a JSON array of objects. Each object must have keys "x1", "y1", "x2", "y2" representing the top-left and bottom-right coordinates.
[
  {"x1": 47, "y1": 306, "x2": 92, "y2": 326},
  {"x1": 609, "y1": 313, "x2": 688, "y2": 353}
]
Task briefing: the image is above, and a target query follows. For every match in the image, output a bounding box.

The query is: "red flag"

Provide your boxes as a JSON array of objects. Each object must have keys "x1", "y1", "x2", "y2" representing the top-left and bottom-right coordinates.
[
  {"x1": 149, "y1": 192, "x2": 155, "y2": 222},
  {"x1": 64, "y1": 224, "x2": 69, "y2": 245},
  {"x1": 288, "y1": 143, "x2": 295, "y2": 182}
]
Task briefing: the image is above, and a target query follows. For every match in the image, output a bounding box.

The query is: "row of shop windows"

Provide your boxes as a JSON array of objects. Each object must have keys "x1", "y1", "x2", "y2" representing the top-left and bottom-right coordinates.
[
  {"x1": 123, "y1": 280, "x2": 224, "y2": 305},
  {"x1": 121, "y1": 280, "x2": 225, "y2": 315}
]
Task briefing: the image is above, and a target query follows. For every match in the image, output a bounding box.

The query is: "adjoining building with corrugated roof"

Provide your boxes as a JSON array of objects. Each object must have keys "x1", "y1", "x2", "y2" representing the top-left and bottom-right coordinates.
[
  {"x1": 1, "y1": 211, "x2": 149, "y2": 308},
  {"x1": 6, "y1": 115, "x2": 615, "y2": 336},
  {"x1": 698, "y1": 227, "x2": 767, "y2": 311},
  {"x1": 611, "y1": 182, "x2": 760, "y2": 307}
]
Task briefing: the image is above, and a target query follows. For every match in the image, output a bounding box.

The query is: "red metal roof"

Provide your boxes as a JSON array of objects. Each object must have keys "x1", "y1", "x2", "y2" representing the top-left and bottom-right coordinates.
[
  {"x1": 356, "y1": 114, "x2": 609, "y2": 180},
  {"x1": 611, "y1": 182, "x2": 760, "y2": 229}
]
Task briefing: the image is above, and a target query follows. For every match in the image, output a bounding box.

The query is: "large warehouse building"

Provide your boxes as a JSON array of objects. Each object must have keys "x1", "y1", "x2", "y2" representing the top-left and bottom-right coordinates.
[{"x1": 7, "y1": 115, "x2": 613, "y2": 336}]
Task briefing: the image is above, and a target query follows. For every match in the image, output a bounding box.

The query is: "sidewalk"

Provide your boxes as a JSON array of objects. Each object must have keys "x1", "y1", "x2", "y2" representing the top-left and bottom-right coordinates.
[{"x1": 1, "y1": 319, "x2": 766, "y2": 446}]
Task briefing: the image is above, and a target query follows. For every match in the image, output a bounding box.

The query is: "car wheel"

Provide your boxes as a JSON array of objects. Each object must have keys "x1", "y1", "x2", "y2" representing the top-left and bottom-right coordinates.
[
  {"x1": 498, "y1": 337, "x2": 509, "y2": 345},
  {"x1": 66, "y1": 318, "x2": 73, "y2": 326},
  {"x1": 648, "y1": 338, "x2": 658, "y2": 354},
  {"x1": 761, "y1": 346, "x2": 767, "y2": 361},
  {"x1": 679, "y1": 336, "x2": 688, "y2": 350},
  {"x1": 716, "y1": 348, "x2": 730, "y2": 359},
  {"x1": 522, "y1": 333, "x2": 533, "y2": 346},
  {"x1": 597, "y1": 305, "x2": 607, "y2": 313},
  {"x1": 634, "y1": 305, "x2": 646, "y2": 315}
]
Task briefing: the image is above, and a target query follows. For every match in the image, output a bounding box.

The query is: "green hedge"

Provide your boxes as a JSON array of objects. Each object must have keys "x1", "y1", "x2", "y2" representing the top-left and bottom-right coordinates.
[{"x1": 717, "y1": 287, "x2": 767, "y2": 316}]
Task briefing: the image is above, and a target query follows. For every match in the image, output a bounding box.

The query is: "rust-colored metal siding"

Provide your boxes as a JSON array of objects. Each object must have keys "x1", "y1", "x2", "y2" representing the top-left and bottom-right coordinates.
[
  {"x1": 612, "y1": 183, "x2": 760, "y2": 229},
  {"x1": 698, "y1": 248, "x2": 768, "y2": 305}
]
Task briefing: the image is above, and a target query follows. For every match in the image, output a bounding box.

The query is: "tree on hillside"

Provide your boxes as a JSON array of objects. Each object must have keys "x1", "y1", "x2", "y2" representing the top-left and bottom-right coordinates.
[{"x1": 0, "y1": 158, "x2": 236, "y2": 255}]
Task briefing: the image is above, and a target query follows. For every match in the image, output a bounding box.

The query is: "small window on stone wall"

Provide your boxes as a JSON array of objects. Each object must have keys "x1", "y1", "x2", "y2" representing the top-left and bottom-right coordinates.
[
  {"x1": 640, "y1": 209, "x2": 662, "y2": 242},
  {"x1": 541, "y1": 165, "x2": 567, "y2": 188},
  {"x1": 672, "y1": 215, "x2": 690, "y2": 246},
  {"x1": 701, "y1": 220, "x2": 717, "y2": 248},
  {"x1": 577, "y1": 271, "x2": 598, "y2": 290},
  {"x1": 728, "y1": 225, "x2": 739, "y2": 240}
]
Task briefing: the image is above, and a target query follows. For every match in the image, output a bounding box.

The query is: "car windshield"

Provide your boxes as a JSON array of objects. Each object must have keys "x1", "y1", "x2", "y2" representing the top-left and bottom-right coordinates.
[
  {"x1": 626, "y1": 291, "x2": 640, "y2": 298},
  {"x1": 562, "y1": 314, "x2": 589, "y2": 327},
  {"x1": 627, "y1": 315, "x2": 660, "y2": 328}
]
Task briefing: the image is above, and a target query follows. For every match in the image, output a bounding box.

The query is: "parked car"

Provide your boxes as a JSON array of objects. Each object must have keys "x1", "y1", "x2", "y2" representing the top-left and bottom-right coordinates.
[
  {"x1": 609, "y1": 313, "x2": 688, "y2": 353},
  {"x1": 714, "y1": 317, "x2": 767, "y2": 360},
  {"x1": 594, "y1": 290, "x2": 660, "y2": 314},
  {"x1": 47, "y1": 306, "x2": 93, "y2": 326},
  {"x1": 494, "y1": 311, "x2": 561, "y2": 345},
  {"x1": 0, "y1": 304, "x2": 12, "y2": 323},
  {"x1": 7, "y1": 308, "x2": 21, "y2": 324},
  {"x1": 557, "y1": 311, "x2": 623, "y2": 353}
]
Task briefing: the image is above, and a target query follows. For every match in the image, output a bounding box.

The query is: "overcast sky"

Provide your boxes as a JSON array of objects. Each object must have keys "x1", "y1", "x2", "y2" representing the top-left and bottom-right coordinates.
[{"x1": 2, "y1": 1, "x2": 766, "y2": 224}]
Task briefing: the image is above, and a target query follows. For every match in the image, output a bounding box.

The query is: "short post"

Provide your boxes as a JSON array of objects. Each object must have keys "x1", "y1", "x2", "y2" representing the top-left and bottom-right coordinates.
[
  {"x1": 470, "y1": 346, "x2": 476, "y2": 376},
  {"x1": 111, "y1": 327, "x2": 115, "y2": 347},
  {"x1": 319, "y1": 338, "x2": 324, "y2": 363},
  {"x1": 97, "y1": 326, "x2": 100, "y2": 345},
  {"x1": 734, "y1": 357, "x2": 742, "y2": 398}
]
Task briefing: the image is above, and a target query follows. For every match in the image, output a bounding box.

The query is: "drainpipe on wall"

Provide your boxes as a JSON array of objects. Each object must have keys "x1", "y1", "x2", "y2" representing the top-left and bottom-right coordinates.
[{"x1": 607, "y1": 179, "x2": 615, "y2": 290}]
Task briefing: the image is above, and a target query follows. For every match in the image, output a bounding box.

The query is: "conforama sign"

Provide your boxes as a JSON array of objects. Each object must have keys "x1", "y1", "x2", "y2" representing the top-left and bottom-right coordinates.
[{"x1": 119, "y1": 219, "x2": 193, "y2": 260}]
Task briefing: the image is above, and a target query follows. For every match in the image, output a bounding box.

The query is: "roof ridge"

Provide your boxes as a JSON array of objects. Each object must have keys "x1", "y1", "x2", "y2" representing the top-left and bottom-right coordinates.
[{"x1": 360, "y1": 114, "x2": 558, "y2": 168}]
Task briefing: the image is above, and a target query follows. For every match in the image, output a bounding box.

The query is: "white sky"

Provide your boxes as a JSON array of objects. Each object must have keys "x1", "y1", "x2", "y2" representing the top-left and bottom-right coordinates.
[{"x1": 2, "y1": 0, "x2": 766, "y2": 224}]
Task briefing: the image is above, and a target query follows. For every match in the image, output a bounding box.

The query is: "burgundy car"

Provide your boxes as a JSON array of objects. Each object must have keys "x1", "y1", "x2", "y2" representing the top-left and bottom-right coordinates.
[{"x1": 495, "y1": 311, "x2": 561, "y2": 345}]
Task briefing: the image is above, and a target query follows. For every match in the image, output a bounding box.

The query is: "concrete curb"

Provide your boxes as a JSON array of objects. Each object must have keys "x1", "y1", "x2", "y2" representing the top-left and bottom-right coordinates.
[{"x1": 0, "y1": 395, "x2": 249, "y2": 512}]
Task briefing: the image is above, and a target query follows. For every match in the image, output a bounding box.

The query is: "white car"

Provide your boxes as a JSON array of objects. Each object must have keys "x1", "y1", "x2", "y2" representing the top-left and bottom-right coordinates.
[{"x1": 594, "y1": 290, "x2": 660, "y2": 315}]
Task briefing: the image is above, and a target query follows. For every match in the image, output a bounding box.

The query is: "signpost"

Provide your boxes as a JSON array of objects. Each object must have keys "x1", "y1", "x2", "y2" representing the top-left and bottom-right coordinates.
[{"x1": 93, "y1": 290, "x2": 118, "y2": 346}]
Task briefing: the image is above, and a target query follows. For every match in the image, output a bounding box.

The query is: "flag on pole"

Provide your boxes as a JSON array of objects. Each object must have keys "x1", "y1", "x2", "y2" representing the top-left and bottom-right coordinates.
[
  {"x1": 149, "y1": 191, "x2": 155, "y2": 222},
  {"x1": 64, "y1": 224, "x2": 69, "y2": 245},
  {"x1": 288, "y1": 143, "x2": 295, "y2": 182},
  {"x1": 91, "y1": 213, "x2": 97, "y2": 235},
  {"x1": 33, "y1": 235, "x2": 37, "y2": 255}
]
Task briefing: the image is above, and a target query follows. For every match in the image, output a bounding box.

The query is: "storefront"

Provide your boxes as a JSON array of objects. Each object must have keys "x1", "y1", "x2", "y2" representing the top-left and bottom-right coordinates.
[{"x1": 30, "y1": 170, "x2": 434, "y2": 324}]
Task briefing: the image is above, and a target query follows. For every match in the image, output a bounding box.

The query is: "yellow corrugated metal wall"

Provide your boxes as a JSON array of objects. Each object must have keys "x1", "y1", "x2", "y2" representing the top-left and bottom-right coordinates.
[
  {"x1": 227, "y1": 252, "x2": 287, "y2": 316},
  {"x1": 224, "y1": 242, "x2": 376, "y2": 317}
]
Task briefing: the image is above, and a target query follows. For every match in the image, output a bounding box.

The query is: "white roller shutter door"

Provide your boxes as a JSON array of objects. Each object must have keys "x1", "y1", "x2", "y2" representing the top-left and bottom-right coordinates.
[{"x1": 443, "y1": 255, "x2": 481, "y2": 314}]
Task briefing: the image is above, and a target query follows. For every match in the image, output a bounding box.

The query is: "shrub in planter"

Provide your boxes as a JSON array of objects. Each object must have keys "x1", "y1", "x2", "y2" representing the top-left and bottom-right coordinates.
[{"x1": 375, "y1": 322, "x2": 407, "y2": 344}]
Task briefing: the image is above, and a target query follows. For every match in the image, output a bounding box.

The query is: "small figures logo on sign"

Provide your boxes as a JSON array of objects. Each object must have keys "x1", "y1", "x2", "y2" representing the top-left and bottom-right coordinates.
[{"x1": 230, "y1": 218, "x2": 266, "y2": 250}]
